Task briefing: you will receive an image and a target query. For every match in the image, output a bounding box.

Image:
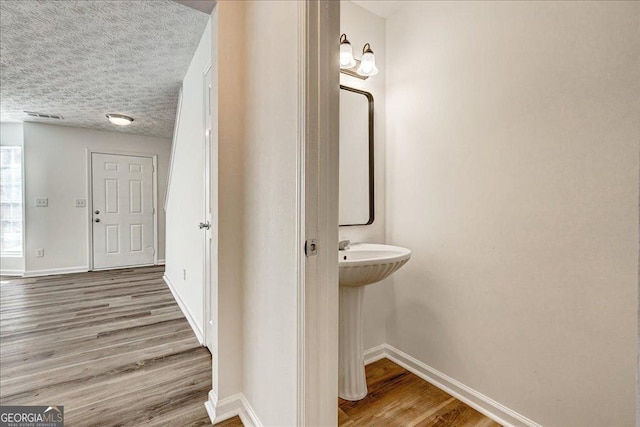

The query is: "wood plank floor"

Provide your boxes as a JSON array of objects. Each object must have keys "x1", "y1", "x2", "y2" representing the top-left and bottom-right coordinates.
[
  {"x1": 214, "y1": 416, "x2": 243, "y2": 426},
  {"x1": 0, "y1": 266, "x2": 212, "y2": 426},
  {"x1": 339, "y1": 359, "x2": 501, "y2": 427},
  {"x1": 214, "y1": 359, "x2": 501, "y2": 427}
]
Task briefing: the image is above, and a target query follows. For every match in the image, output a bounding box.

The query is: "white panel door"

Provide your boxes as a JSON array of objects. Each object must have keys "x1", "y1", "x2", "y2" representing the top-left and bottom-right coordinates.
[{"x1": 92, "y1": 153, "x2": 154, "y2": 269}]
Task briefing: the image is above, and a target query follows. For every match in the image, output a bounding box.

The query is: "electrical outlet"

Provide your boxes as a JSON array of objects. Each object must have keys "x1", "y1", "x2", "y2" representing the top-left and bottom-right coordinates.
[
  {"x1": 35, "y1": 197, "x2": 48, "y2": 207},
  {"x1": 183, "y1": 269, "x2": 186, "y2": 280},
  {"x1": 75, "y1": 198, "x2": 87, "y2": 208},
  {"x1": 36, "y1": 248, "x2": 44, "y2": 257}
]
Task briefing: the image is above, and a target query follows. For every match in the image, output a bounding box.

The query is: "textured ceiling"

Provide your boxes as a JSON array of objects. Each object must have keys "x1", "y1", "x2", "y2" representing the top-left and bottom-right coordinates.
[{"x1": 0, "y1": 0, "x2": 210, "y2": 138}]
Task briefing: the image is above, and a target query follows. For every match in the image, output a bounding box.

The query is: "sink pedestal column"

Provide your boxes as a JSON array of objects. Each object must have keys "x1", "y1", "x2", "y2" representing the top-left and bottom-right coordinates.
[{"x1": 338, "y1": 286, "x2": 367, "y2": 401}]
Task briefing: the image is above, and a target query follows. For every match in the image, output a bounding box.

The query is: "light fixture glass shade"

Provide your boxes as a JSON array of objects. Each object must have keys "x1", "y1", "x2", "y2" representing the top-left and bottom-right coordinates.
[
  {"x1": 106, "y1": 114, "x2": 134, "y2": 126},
  {"x1": 357, "y1": 44, "x2": 378, "y2": 76},
  {"x1": 339, "y1": 34, "x2": 356, "y2": 69}
]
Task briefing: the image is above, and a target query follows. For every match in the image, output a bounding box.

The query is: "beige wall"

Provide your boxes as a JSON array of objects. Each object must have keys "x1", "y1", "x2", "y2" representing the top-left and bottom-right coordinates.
[
  {"x1": 23, "y1": 122, "x2": 170, "y2": 275},
  {"x1": 238, "y1": 1, "x2": 299, "y2": 424},
  {"x1": 385, "y1": 2, "x2": 639, "y2": 426},
  {"x1": 213, "y1": 0, "x2": 244, "y2": 402},
  {"x1": 214, "y1": 1, "x2": 301, "y2": 424}
]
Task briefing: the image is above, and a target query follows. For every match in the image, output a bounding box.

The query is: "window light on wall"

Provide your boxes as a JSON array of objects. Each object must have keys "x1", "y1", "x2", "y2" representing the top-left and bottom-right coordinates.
[{"x1": 339, "y1": 34, "x2": 378, "y2": 80}]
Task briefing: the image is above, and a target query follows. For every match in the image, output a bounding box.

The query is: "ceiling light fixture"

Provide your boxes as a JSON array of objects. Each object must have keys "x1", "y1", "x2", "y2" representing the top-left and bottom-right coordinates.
[
  {"x1": 339, "y1": 34, "x2": 378, "y2": 80},
  {"x1": 106, "y1": 114, "x2": 134, "y2": 126}
]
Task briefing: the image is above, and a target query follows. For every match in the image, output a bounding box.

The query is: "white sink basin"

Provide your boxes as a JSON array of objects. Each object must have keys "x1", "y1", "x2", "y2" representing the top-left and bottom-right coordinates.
[
  {"x1": 338, "y1": 243, "x2": 411, "y2": 401},
  {"x1": 338, "y1": 243, "x2": 411, "y2": 287}
]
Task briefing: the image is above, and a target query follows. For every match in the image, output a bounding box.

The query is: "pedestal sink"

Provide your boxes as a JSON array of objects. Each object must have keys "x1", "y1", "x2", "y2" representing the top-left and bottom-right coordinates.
[{"x1": 338, "y1": 243, "x2": 411, "y2": 401}]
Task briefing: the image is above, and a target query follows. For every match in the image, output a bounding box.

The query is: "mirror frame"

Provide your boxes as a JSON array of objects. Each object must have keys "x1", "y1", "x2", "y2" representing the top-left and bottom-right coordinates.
[{"x1": 339, "y1": 85, "x2": 374, "y2": 226}]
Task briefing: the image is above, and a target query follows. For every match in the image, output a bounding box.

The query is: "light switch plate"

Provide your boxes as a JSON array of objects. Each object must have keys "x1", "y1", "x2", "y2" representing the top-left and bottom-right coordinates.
[
  {"x1": 75, "y1": 199, "x2": 87, "y2": 208},
  {"x1": 35, "y1": 197, "x2": 48, "y2": 207}
]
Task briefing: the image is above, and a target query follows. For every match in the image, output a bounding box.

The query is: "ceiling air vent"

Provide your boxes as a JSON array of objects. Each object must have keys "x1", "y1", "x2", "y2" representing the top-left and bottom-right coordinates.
[{"x1": 24, "y1": 111, "x2": 64, "y2": 120}]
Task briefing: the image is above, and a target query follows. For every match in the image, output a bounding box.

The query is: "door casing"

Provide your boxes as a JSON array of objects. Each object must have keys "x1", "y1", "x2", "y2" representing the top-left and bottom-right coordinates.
[{"x1": 203, "y1": 60, "x2": 214, "y2": 352}]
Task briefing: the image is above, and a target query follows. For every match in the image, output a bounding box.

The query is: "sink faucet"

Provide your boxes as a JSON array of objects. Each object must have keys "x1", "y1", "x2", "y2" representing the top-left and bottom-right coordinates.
[{"x1": 339, "y1": 239, "x2": 351, "y2": 251}]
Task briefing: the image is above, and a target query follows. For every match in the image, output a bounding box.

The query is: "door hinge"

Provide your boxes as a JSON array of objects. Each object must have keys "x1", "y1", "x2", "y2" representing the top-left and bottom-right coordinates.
[{"x1": 305, "y1": 239, "x2": 318, "y2": 257}]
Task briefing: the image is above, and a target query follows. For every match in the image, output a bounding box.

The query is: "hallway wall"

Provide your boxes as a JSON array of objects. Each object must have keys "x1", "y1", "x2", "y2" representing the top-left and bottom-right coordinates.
[
  {"x1": 241, "y1": 1, "x2": 299, "y2": 421},
  {"x1": 164, "y1": 19, "x2": 212, "y2": 339}
]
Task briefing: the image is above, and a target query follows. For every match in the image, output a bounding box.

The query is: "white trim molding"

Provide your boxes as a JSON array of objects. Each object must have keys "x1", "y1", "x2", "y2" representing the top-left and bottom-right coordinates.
[
  {"x1": 0, "y1": 269, "x2": 24, "y2": 276},
  {"x1": 157, "y1": 259, "x2": 166, "y2": 265},
  {"x1": 23, "y1": 266, "x2": 89, "y2": 277},
  {"x1": 163, "y1": 274, "x2": 203, "y2": 345},
  {"x1": 364, "y1": 344, "x2": 541, "y2": 427},
  {"x1": 295, "y1": 1, "x2": 307, "y2": 424},
  {"x1": 205, "y1": 390, "x2": 262, "y2": 427}
]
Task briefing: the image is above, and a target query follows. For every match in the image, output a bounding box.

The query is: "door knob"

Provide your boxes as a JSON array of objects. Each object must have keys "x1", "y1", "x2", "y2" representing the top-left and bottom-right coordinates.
[
  {"x1": 198, "y1": 222, "x2": 211, "y2": 230},
  {"x1": 95, "y1": 218, "x2": 101, "y2": 223},
  {"x1": 95, "y1": 210, "x2": 100, "y2": 214}
]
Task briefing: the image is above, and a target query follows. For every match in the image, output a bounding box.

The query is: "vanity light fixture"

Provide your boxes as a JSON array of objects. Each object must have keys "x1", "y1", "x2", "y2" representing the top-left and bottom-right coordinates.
[
  {"x1": 106, "y1": 113, "x2": 134, "y2": 126},
  {"x1": 339, "y1": 34, "x2": 378, "y2": 80},
  {"x1": 340, "y1": 34, "x2": 356, "y2": 69},
  {"x1": 357, "y1": 43, "x2": 378, "y2": 77}
]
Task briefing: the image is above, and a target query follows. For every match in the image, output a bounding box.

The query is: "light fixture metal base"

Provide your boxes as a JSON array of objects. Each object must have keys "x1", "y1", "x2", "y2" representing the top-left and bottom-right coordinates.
[{"x1": 340, "y1": 59, "x2": 369, "y2": 80}]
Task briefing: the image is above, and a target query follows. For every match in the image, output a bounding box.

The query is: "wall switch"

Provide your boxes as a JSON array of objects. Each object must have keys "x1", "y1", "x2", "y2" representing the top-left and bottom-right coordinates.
[
  {"x1": 75, "y1": 198, "x2": 87, "y2": 208},
  {"x1": 36, "y1": 248, "x2": 44, "y2": 257},
  {"x1": 35, "y1": 197, "x2": 48, "y2": 207}
]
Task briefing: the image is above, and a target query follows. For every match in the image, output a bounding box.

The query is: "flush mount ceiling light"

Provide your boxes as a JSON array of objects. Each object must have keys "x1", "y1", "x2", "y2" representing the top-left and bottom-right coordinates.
[
  {"x1": 106, "y1": 114, "x2": 134, "y2": 126},
  {"x1": 339, "y1": 34, "x2": 378, "y2": 80}
]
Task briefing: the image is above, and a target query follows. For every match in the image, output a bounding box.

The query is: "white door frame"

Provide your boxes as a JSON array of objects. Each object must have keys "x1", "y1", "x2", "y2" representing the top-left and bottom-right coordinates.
[
  {"x1": 203, "y1": 60, "x2": 214, "y2": 351},
  {"x1": 86, "y1": 148, "x2": 159, "y2": 270},
  {"x1": 297, "y1": 1, "x2": 340, "y2": 425}
]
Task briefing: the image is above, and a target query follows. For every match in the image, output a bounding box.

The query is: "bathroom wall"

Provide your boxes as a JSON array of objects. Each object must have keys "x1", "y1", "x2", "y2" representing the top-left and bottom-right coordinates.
[
  {"x1": 385, "y1": 2, "x2": 639, "y2": 426},
  {"x1": 164, "y1": 17, "x2": 211, "y2": 339},
  {"x1": 340, "y1": 0, "x2": 389, "y2": 350},
  {"x1": 23, "y1": 122, "x2": 170, "y2": 275}
]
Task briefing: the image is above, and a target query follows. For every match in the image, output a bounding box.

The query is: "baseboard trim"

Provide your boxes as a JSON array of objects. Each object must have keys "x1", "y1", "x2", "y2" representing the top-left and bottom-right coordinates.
[
  {"x1": 364, "y1": 344, "x2": 541, "y2": 427},
  {"x1": 0, "y1": 269, "x2": 24, "y2": 276},
  {"x1": 205, "y1": 390, "x2": 262, "y2": 427},
  {"x1": 162, "y1": 274, "x2": 204, "y2": 345},
  {"x1": 23, "y1": 266, "x2": 89, "y2": 277}
]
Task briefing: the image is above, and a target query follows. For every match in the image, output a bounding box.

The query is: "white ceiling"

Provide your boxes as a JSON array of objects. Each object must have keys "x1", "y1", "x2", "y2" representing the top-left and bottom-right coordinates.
[
  {"x1": 351, "y1": 0, "x2": 407, "y2": 18},
  {"x1": 0, "y1": 0, "x2": 210, "y2": 138}
]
